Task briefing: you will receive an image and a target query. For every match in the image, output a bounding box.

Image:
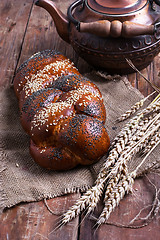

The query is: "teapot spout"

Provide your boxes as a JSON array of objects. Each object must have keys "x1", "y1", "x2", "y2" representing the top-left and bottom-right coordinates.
[{"x1": 35, "y1": 0, "x2": 70, "y2": 43}]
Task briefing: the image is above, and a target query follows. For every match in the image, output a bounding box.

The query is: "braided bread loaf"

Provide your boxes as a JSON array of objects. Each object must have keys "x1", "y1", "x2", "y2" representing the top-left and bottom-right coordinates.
[{"x1": 14, "y1": 50, "x2": 110, "y2": 171}]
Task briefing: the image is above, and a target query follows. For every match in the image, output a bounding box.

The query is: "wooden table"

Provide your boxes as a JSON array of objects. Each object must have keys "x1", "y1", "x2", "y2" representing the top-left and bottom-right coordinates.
[{"x1": 0, "y1": 1, "x2": 160, "y2": 239}]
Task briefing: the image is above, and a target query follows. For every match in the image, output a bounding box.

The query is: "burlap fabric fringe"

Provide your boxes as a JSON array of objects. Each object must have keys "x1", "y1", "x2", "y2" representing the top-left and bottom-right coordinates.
[{"x1": 0, "y1": 73, "x2": 160, "y2": 213}]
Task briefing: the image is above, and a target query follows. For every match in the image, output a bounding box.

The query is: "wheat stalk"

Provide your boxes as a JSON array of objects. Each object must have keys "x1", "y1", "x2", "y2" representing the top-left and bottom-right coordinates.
[
  {"x1": 136, "y1": 139, "x2": 160, "y2": 174},
  {"x1": 97, "y1": 125, "x2": 160, "y2": 226},
  {"x1": 61, "y1": 121, "x2": 160, "y2": 225},
  {"x1": 96, "y1": 116, "x2": 160, "y2": 225},
  {"x1": 126, "y1": 59, "x2": 160, "y2": 93},
  {"x1": 59, "y1": 88, "x2": 160, "y2": 228}
]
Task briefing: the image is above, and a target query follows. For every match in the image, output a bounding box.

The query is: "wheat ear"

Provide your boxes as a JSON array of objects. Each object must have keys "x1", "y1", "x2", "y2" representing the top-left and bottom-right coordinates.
[
  {"x1": 117, "y1": 92, "x2": 156, "y2": 122},
  {"x1": 111, "y1": 114, "x2": 143, "y2": 147},
  {"x1": 97, "y1": 172, "x2": 135, "y2": 226},
  {"x1": 61, "y1": 183, "x2": 105, "y2": 225},
  {"x1": 109, "y1": 123, "x2": 160, "y2": 184},
  {"x1": 104, "y1": 163, "x2": 129, "y2": 201},
  {"x1": 142, "y1": 131, "x2": 160, "y2": 155},
  {"x1": 96, "y1": 115, "x2": 148, "y2": 184},
  {"x1": 96, "y1": 112, "x2": 159, "y2": 199},
  {"x1": 59, "y1": 91, "x2": 160, "y2": 228},
  {"x1": 112, "y1": 93, "x2": 160, "y2": 147},
  {"x1": 98, "y1": 132, "x2": 160, "y2": 226}
]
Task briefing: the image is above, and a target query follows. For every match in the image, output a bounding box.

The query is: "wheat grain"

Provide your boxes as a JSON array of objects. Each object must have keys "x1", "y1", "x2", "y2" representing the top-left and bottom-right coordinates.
[
  {"x1": 117, "y1": 92, "x2": 156, "y2": 122},
  {"x1": 142, "y1": 131, "x2": 160, "y2": 155},
  {"x1": 104, "y1": 166, "x2": 128, "y2": 203},
  {"x1": 97, "y1": 173, "x2": 135, "y2": 225},
  {"x1": 142, "y1": 97, "x2": 160, "y2": 116},
  {"x1": 111, "y1": 114, "x2": 142, "y2": 147}
]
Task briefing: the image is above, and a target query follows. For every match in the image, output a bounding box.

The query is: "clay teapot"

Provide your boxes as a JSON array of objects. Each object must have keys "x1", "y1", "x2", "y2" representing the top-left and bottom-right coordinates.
[{"x1": 35, "y1": 0, "x2": 160, "y2": 74}]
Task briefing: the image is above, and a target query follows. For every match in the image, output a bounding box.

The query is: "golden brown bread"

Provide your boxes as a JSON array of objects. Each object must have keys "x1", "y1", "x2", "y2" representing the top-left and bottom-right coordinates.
[{"x1": 14, "y1": 50, "x2": 110, "y2": 171}]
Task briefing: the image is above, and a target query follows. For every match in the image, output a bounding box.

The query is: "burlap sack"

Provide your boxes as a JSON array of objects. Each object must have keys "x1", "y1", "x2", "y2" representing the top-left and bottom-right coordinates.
[{"x1": 0, "y1": 73, "x2": 159, "y2": 212}]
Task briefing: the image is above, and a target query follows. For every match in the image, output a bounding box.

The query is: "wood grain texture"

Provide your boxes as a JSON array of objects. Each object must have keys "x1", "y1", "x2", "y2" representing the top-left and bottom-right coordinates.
[
  {"x1": 16, "y1": 0, "x2": 92, "y2": 74},
  {"x1": 127, "y1": 55, "x2": 160, "y2": 98},
  {"x1": 79, "y1": 175, "x2": 160, "y2": 240},
  {"x1": 0, "y1": 0, "x2": 160, "y2": 239},
  {"x1": 0, "y1": 193, "x2": 80, "y2": 240},
  {"x1": 0, "y1": 0, "x2": 34, "y2": 89}
]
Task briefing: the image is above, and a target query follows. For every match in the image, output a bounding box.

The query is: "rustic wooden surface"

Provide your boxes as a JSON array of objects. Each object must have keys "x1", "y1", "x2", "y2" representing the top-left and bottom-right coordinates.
[{"x1": 0, "y1": 0, "x2": 160, "y2": 239}]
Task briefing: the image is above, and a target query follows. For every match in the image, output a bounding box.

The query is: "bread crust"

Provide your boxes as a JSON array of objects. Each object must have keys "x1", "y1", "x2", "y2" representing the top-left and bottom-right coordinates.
[{"x1": 14, "y1": 50, "x2": 110, "y2": 170}]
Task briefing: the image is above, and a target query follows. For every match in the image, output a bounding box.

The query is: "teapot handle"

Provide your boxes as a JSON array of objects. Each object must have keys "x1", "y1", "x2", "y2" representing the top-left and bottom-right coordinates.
[
  {"x1": 68, "y1": 0, "x2": 159, "y2": 38},
  {"x1": 79, "y1": 20, "x2": 155, "y2": 38}
]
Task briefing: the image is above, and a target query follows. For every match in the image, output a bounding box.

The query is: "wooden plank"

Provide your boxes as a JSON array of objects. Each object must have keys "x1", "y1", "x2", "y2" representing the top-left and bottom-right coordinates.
[
  {"x1": 0, "y1": 1, "x2": 81, "y2": 239},
  {"x1": 79, "y1": 174, "x2": 160, "y2": 240},
  {"x1": 127, "y1": 55, "x2": 160, "y2": 99},
  {"x1": 0, "y1": 0, "x2": 160, "y2": 239},
  {"x1": 0, "y1": 0, "x2": 34, "y2": 89},
  {"x1": 0, "y1": 193, "x2": 80, "y2": 240},
  {"x1": 17, "y1": 0, "x2": 92, "y2": 74}
]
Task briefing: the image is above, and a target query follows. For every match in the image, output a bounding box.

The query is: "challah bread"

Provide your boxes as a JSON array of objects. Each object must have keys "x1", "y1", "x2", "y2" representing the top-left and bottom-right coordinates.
[{"x1": 14, "y1": 50, "x2": 110, "y2": 171}]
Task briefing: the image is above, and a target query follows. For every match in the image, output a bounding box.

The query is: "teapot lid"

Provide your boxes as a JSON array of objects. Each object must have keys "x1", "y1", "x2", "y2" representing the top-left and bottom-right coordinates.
[{"x1": 86, "y1": 0, "x2": 148, "y2": 15}]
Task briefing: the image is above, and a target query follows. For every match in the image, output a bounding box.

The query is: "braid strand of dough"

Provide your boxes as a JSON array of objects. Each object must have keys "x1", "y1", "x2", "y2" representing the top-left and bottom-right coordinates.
[{"x1": 14, "y1": 50, "x2": 110, "y2": 171}]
